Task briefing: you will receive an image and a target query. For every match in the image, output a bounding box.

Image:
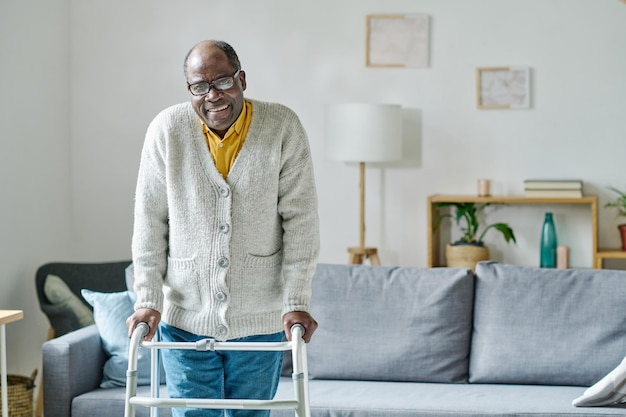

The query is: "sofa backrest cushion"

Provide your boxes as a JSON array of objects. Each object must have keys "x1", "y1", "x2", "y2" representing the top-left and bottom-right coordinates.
[
  {"x1": 306, "y1": 263, "x2": 475, "y2": 383},
  {"x1": 470, "y1": 261, "x2": 626, "y2": 387}
]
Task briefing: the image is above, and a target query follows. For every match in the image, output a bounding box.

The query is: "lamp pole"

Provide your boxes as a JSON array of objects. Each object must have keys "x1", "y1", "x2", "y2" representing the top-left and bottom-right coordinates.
[
  {"x1": 359, "y1": 161, "x2": 366, "y2": 249},
  {"x1": 347, "y1": 162, "x2": 380, "y2": 265}
]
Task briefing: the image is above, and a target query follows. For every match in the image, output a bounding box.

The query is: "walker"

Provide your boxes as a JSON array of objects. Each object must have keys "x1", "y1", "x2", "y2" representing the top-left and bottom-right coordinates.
[{"x1": 124, "y1": 323, "x2": 311, "y2": 417}]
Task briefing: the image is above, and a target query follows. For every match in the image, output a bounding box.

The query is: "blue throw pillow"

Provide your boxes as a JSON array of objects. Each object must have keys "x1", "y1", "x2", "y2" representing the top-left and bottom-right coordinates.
[{"x1": 81, "y1": 289, "x2": 162, "y2": 388}]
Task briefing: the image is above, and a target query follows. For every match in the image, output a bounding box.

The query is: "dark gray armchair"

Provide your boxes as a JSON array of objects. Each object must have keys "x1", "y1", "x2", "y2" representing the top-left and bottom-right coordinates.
[
  {"x1": 35, "y1": 260, "x2": 131, "y2": 337},
  {"x1": 36, "y1": 260, "x2": 132, "y2": 417}
]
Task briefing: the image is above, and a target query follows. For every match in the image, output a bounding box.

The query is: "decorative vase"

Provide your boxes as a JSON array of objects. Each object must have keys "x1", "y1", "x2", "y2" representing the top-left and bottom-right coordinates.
[
  {"x1": 619, "y1": 224, "x2": 626, "y2": 251},
  {"x1": 540, "y1": 212, "x2": 558, "y2": 268},
  {"x1": 445, "y1": 243, "x2": 490, "y2": 272}
]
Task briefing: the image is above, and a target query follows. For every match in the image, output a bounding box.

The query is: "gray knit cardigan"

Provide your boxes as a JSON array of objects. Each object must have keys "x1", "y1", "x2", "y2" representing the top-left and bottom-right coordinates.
[{"x1": 131, "y1": 99, "x2": 320, "y2": 340}]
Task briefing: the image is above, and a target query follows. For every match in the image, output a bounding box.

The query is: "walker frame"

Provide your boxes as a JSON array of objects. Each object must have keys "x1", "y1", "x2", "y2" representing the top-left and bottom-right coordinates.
[{"x1": 124, "y1": 323, "x2": 311, "y2": 417}]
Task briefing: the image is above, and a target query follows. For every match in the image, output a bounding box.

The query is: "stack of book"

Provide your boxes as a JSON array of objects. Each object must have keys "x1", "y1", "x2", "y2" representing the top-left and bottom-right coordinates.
[{"x1": 524, "y1": 179, "x2": 583, "y2": 198}]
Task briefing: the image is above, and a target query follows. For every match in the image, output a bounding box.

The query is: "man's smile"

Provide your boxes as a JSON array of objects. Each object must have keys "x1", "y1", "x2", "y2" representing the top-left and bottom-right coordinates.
[{"x1": 207, "y1": 104, "x2": 229, "y2": 113}]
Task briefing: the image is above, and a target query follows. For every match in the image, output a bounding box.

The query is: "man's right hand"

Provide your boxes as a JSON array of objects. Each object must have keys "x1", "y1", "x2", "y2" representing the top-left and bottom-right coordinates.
[{"x1": 126, "y1": 308, "x2": 161, "y2": 340}]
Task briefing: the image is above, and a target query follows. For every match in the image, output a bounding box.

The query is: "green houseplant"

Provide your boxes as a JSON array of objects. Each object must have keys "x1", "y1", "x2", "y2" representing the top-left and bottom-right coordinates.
[
  {"x1": 604, "y1": 186, "x2": 626, "y2": 251},
  {"x1": 434, "y1": 202, "x2": 517, "y2": 270}
]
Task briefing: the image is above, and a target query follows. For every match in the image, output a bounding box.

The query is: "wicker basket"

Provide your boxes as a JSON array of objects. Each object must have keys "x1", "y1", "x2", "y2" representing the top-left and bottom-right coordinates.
[
  {"x1": 1, "y1": 370, "x2": 37, "y2": 417},
  {"x1": 445, "y1": 244, "x2": 490, "y2": 272}
]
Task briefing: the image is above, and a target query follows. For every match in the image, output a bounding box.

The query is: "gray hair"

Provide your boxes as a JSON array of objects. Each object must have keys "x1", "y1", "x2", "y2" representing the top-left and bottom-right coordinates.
[{"x1": 183, "y1": 40, "x2": 241, "y2": 76}]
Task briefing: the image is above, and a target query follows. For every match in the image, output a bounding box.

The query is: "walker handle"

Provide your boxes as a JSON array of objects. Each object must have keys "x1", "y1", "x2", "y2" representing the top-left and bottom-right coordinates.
[
  {"x1": 135, "y1": 322, "x2": 150, "y2": 339},
  {"x1": 290, "y1": 324, "x2": 305, "y2": 341}
]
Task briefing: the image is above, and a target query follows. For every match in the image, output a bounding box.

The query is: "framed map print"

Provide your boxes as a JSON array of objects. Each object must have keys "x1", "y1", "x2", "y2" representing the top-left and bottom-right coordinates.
[
  {"x1": 366, "y1": 14, "x2": 430, "y2": 68},
  {"x1": 476, "y1": 67, "x2": 531, "y2": 109}
]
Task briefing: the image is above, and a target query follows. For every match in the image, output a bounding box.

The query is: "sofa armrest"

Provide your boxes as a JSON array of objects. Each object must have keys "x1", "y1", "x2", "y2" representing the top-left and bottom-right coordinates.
[{"x1": 42, "y1": 324, "x2": 106, "y2": 417}]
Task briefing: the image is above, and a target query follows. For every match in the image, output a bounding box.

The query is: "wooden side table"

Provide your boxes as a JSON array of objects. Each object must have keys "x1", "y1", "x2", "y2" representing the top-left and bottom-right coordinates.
[
  {"x1": 0, "y1": 310, "x2": 23, "y2": 417},
  {"x1": 348, "y1": 247, "x2": 381, "y2": 265}
]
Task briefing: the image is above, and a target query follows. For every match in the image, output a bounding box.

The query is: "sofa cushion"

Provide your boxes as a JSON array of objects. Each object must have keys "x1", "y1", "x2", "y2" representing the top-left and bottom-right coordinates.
[
  {"x1": 273, "y1": 378, "x2": 605, "y2": 417},
  {"x1": 306, "y1": 263, "x2": 474, "y2": 383},
  {"x1": 471, "y1": 261, "x2": 626, "y2": 387}
]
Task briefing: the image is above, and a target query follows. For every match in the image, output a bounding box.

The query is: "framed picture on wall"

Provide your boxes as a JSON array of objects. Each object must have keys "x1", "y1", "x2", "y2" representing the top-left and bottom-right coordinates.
[
  {"x1": 476, "y1": 66, "x2": 531, "y2": 109},
  {"x1": 366, "y1": 14, "x2": 430, "y2": 68}
]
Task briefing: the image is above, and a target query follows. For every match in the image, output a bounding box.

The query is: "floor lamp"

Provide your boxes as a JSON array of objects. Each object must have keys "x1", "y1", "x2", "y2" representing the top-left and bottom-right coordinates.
[{"x1": 325, "y1": 103, "x2": 402, "y2": 265}]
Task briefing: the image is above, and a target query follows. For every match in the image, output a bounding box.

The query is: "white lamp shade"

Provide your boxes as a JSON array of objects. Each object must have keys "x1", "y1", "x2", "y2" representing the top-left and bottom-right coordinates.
[{"x1": 325, "y1": 103, "x2": 402, "y2": 162}]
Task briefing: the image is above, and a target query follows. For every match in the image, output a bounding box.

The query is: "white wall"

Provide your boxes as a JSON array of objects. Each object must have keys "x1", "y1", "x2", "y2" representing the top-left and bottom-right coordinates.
[
  {"x1": 69, "y1": 0, "x2": 626, "y2": 266},
  {"x1": 1, "y1": 0, "x2": 71, "y2": 377},
  {"x1": 2, "y1": 0, "x2": 626, "y2": 377}
]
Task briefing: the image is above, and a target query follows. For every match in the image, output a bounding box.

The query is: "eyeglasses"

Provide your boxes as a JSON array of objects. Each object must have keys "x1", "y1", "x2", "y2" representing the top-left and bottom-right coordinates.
[{"x1": 187, "y1": 70, "x2": 240, "y2": 96}]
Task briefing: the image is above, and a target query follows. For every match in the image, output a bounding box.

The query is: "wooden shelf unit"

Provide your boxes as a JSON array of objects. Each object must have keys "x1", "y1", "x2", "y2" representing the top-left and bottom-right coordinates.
[
  {"x1": 427, "y1": 195, "x2": 599, "y2": 268},
  {"x1": 595, "y1": 249, "x2": 626, "y2": 269}
]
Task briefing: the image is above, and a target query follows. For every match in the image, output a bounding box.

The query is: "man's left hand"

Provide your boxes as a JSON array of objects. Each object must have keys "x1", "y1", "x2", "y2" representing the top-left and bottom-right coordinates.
[{"x1": 283, "y1": 311, "x2": 318, "y2": 343}]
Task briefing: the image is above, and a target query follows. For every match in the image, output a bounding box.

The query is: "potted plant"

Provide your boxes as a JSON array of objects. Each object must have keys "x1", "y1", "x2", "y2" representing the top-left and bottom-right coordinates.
[
  {"x1": 434, "y1": 202, "x2": 517, "y2": 270},
  {"x1": 604, "y1": 186, "x2": 626, "y2": 251}
]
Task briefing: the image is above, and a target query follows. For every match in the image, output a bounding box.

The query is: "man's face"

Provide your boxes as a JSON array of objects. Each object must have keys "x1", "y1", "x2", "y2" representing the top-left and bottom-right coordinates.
[{"x1": 185, "y1": 46, "x2": 246, "y2": 137}]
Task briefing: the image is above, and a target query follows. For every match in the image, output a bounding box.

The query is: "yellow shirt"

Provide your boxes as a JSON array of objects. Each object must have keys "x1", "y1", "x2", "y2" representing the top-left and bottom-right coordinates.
[{"x1": 202, "y1": 100, "x2": 253, "y2": 179}]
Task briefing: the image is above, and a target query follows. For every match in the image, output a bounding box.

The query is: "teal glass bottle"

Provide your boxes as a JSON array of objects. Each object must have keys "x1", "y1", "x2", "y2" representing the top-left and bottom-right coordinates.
[{"x1": 540, "y1": 212, "x2": 558, "y2": 268}]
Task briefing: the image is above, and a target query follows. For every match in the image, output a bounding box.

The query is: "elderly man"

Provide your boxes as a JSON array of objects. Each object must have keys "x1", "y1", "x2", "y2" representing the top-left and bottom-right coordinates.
[{"x1": 127, "y1": 40, "x2": 320, "y2": 417}]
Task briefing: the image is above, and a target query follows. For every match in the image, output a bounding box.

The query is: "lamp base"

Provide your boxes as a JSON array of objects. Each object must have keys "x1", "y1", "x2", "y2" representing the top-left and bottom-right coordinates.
[{"x1": 348, "y1": 247, "x2": 381, "y2": 266}]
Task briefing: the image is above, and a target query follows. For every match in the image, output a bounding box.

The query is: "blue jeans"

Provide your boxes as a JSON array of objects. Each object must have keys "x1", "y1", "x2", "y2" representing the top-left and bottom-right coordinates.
[{"x1": 159, "y1": 322, "x2": 284, "y2": 417}]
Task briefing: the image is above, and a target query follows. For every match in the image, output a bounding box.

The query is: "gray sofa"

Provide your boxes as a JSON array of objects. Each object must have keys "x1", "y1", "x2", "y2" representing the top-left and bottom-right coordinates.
[{"x1": 42, "y1": 261, "x2": 626, "y2": 417}]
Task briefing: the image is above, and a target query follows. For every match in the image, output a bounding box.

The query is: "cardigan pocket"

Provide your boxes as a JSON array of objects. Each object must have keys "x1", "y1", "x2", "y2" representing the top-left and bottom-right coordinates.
[
  {"x1": 164, "y1": 256, "x2": 202, "y2": 311},
  {"x1": 238, "y1": 250, "x2": 283, "y2": 311}
]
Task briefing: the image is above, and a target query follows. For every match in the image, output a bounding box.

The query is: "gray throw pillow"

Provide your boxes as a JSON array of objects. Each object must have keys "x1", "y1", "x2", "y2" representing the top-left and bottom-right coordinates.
[
  {"x1": 470, "y1": 261, "x2": 626, "y2": 387},
  {"x1": 306, "y1": 263, "x2": 474, "y2": 383},
  {"x1": 125, "y1": 262, "x2": 135, "y2": 292},
  {"x1": 44, "y1": 274, "x2": 94, "y2": 328}
]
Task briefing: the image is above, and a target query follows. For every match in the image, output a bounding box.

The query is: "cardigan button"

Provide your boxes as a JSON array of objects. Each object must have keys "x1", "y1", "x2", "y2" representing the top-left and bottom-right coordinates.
[
  {"x1": 218, "y1": 257, "x2": 229, "y2": 268},
  {"x1": 216, "y1": 325, "x2": 227, "y2": 337},
  {"x1": 218, "y1": 223, "x2": 230, "y2": 234},
  {"x1": 219, "y1": 187, "x2": 230, "y2": 197},
  {"x1": 215, "y1": 292, "x2": 227, "y2": 302}
]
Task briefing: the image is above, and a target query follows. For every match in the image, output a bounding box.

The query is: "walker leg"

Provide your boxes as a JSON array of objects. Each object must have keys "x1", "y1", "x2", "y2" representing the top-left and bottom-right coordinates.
[
  {"x1": 290, "y1": 325, "x2": 311, "y2": 417},
  {"x1": 124, "y1": 323, "x2": 149, "y2": 417}
]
